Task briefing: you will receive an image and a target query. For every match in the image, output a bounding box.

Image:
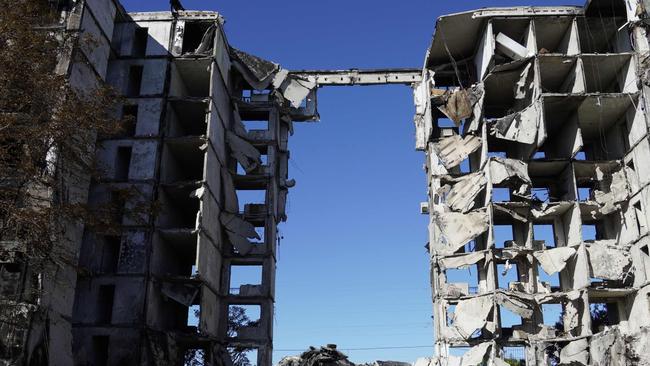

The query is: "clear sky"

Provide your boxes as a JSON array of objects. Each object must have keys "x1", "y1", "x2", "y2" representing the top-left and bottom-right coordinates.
[{"x1": 120, "y1": 0, "x2": 584, "y2": 364}]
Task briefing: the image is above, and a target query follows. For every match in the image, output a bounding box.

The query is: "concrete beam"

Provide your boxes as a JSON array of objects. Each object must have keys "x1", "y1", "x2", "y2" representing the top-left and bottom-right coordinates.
[{"x1": 290, "y1": 68, "x2": 422, "y2": 86}]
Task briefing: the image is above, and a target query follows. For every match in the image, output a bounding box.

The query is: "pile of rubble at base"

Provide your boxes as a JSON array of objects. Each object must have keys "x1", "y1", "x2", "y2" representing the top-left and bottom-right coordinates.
[{"x1": 278, "y1": 345, "x2": 411, "y2": 366}]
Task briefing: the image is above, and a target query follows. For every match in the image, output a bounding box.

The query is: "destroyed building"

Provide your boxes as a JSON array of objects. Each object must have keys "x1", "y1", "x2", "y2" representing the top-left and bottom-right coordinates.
[
  {"x1": 415, "y1": 0, "x2": 650, "y2": 364},
  {"x1": 6, "y1": 0, "x2": 650, "y2": 365},
  {"x1": 1, "y1": 1, "x2": 321, "y2": 365}
]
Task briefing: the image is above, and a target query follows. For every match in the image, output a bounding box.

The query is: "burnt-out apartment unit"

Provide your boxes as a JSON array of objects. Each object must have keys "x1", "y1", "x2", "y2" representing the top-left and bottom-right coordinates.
[
  {"x1": 415, "y1": 0, "x2": 650, "y2": 365},
  {"x1": 1, "y1": 1, "x2": 318, "y2": 365}
]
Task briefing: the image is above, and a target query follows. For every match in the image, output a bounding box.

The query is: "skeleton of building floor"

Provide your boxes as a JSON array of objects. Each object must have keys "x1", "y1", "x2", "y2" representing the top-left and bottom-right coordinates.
[{"x1": 416, "y1": 1, "x2": 650, "y2": 365}]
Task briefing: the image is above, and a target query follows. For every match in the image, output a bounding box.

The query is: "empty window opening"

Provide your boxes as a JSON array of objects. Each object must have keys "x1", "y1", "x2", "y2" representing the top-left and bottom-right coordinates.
[
  {"x1": 437, "y1": 118, "x2": 456, "y2": 128},
  {"x1": 634, "y1": 201, "x2": 647, "y2": 235},
  {"x1": 533, "y1": 151, "x2": 547, "y2": 159},
  {"x1": 228, "y1": 305, "x2": 261, "y2": 337},
  {"x1": 501, "y1": 347, "x2": 526, "y2": 365},
  {"x1": 590, "y1": 302, "x2": 619, "y2": 333},
  {"x1": 114, "y1": 146, "x2": 132, "y2": 181},
  {"x1": 582, "y1": 224, "x2": 597, "y2": 241},
  {"x1": 492, "y1": 187, "x2": 511, "y2": 202},
  {"x1": 542, "y1": 304, "x2": 563, "y2": 326},
  {"x1": 120, "y1": 105, "x2": 138, "y2": 137},
  {"x1": 446, "y1": 304, "x2": 456, "y2": 326},
  {"x1": 445, "y1": 265, "x2": 479, "y2": 295},
  {"x1": 132, "y1": 27, "x2": 149, "y2": 57},
  {"x1": 229, "y1": 265, "x2": 263, "y2": 295},
  {"x1": 184, "y1": 348, "x2": 207, "y2": 366},
  {"x1": 463, "y1": 240, "x2": 477, "y2": 253},
  {"x1": 126, "y1": 65, "x2": 144, "y2": 97},
  {"x1": 187, "y1": 304, "x2": 200, "y2": 327},
  {"x1": 160, "y1": 140, "x2": 205, "y2": 183},
  {"x1": 497, "y1": 262, "x2": 519, "y2": 290},
  {"x1": 109, "y1": 190, "x2": 126, "y2": 225},
  {"x1": 578, "y1": 187, "x2": 593, "y2": 201},
  {"x1": 97, "y1": 285, "x2": 115, "y2": 324},
  {"x1": 534, "y1": 224, "x2": 556, "y2": 248},
  {"x1": 250, "y1": 227, "x2": 264, "y2": 245},
  {"x1": 488, "y1": 151, "x2": 507, "y2": 158},
  {"x1": 101, "y1": 236, "x2": 121, "y2": 273},
  {"x1": 494, "y1": 225, "x2": 514, "y2": 249},
  {"x1": 538, "y1": 265, "x2": 561, "y2": 289},
  {"x1": 578, "y1": 17, "x2": 630, "y2": 54},
  {"x1": 575, "y1": 151, "x2": 587, "y2": 160},
  {"x1": 532, "y1": 187, "x2": 550, "y2": 202},
  {"x1": 459, "y1": 158, "x2": 470, "y2": 174},
  {"x1": 499, "y1": 306, "x2": 522, "y2": 328},
  {"x1": 182, "y1": 22, "x2": 213, "y2": 54},
  {"x1": 92, "y1": 336, "x2": 109, "y2": 366},
  {"x1": 237, "y1": 190, "x2": 266, "y2": 213},
  {"x1": 228, "y1": 347, "x2": 258, "y2": 366},
  {"x1": 243, "y1": 120, "x2": 269, "y2": 132}
]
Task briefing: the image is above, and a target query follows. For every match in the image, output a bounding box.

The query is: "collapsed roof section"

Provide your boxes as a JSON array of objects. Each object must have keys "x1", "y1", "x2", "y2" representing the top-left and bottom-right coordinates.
[{"x1": 230, "y1": 47, "x2": 318, "y2": 119}]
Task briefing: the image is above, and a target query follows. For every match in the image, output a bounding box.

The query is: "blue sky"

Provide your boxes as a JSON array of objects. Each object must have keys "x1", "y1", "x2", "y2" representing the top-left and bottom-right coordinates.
[{"x1": 121, "y1": 0, "x2": 584, "y2": 364}]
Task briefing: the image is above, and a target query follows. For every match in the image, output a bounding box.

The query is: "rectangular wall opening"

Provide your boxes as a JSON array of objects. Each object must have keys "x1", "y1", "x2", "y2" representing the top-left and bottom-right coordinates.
[
  {"x1": 502, "y1": 346, "x2": 526, "y2": 365},
  {"x1": 445, "y1": 265, "x2": 479, "y2": 295},
  {"x1": 499, "y1": 306, "x2": 522, "y2": 328},
  {"x1": 92, "y1": 336, "x2": 109, "y2": 366},
  {"x1": 228, "y1": 304, "x2": 261, "y2": 337},
  {"x1": 228, "y1": 347, "x2": 258, "y2": 366},
  {"x1": 126, "y1": 65, "x2": 144, "y2": 97},
  {"x1": 166, "y1": 100, "x2": 208, "y2": 138},
  {"x1": 184, "y1": 348, "x2": 207, "y2": 365},
  {"x1": 114, "y1": 146, "x2": 132, "y2": 181},
  {"x1": 493, "y1": 225, "x2": 514, "y2": 249},
  {"x1": 132, "y1": 27, "x2": 149, "y2": 57},
  {"x1": 497, "y1": 263, "x2": 519, "y2": 290},
  {"x1": 229, "y1": 264, "x2": 263, "y2": 296},
  {"x1": 538, "y1": 265, "x2": 561, "y2": 291},
  {"x1": 590, "y1": 302, "x2": 620, "y2": 333},
  {"x1": 97, "y1": 285, "x2": 115, "y2": 324},
  {"x1": 542, "y1": 303, "x2": 563, "y2": 326},
  {"x1": 119, "y1": 105, "x2": 138, "y2": 137},
  {"x1": 237, "y1": 190, "x2": 266, "y2": 213},
  {"x1": 101, "y1": 236, "x2": 121, "y2": 273},
  {"x1": 534, "y1": 224, "x2": 556, "y2": 248},
  {"x1": 182, "y1": 22, "x2": 213, "y2": 54}
]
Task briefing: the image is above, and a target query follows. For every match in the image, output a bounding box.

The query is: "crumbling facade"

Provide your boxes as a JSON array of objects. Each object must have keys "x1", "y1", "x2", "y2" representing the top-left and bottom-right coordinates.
[
  {"x1": 2, "y1": 1, "x2": 320, "y2": 365},
  {"x1": 415, "y1": 0, "x2": 650, "y2": 364},
  {"x1": 71, "y1": 7, "x2": 322, "y2": 366}
]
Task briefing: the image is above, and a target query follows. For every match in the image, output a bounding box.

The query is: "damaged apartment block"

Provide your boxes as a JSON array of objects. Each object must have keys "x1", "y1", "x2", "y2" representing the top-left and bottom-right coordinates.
[
  {"x1": 414, "y1": 0, "x2": 650, "y2": 365},
  {"x1": 64, "y1": 6, "x2": 317, "y2": 366}
]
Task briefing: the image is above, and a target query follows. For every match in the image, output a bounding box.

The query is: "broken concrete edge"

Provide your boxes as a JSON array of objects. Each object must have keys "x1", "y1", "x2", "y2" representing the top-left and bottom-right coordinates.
[{"x1": 229, "y1": 47, "x2": 317, "y2": 109}]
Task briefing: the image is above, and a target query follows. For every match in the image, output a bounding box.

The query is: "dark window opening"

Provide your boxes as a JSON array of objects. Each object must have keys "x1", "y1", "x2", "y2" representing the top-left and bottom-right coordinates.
[
  {"x1": 92, "y1": 336, "x2": 109, "y2": 366},
  {"x1": 590, "y1": 302, "x2": 619, "y2": 333},
  {"x1": 182, "y1": 22, "x2": 213, "y2": 54},
  {"x1": 126, "y1": 65, "x2": 144, "y2": 97},
  {"x1": 119, "y1": 105, "x2": 138, "y2": 137},
  {"x1": 114, "y1": 147, "x2": 132, "y2": 181},
  {"x1": 132, "y1": 27, "x2": 149, "y2": 57},
  {"x1": 97, "y1": 285, "x2": 115, "y2": 324},
  {"x1": 109, "y1": 190, "x2": 126, "y2": 225},
  {"x1": 101, "y1": 236, "x2": 121, "y2": 273}
]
